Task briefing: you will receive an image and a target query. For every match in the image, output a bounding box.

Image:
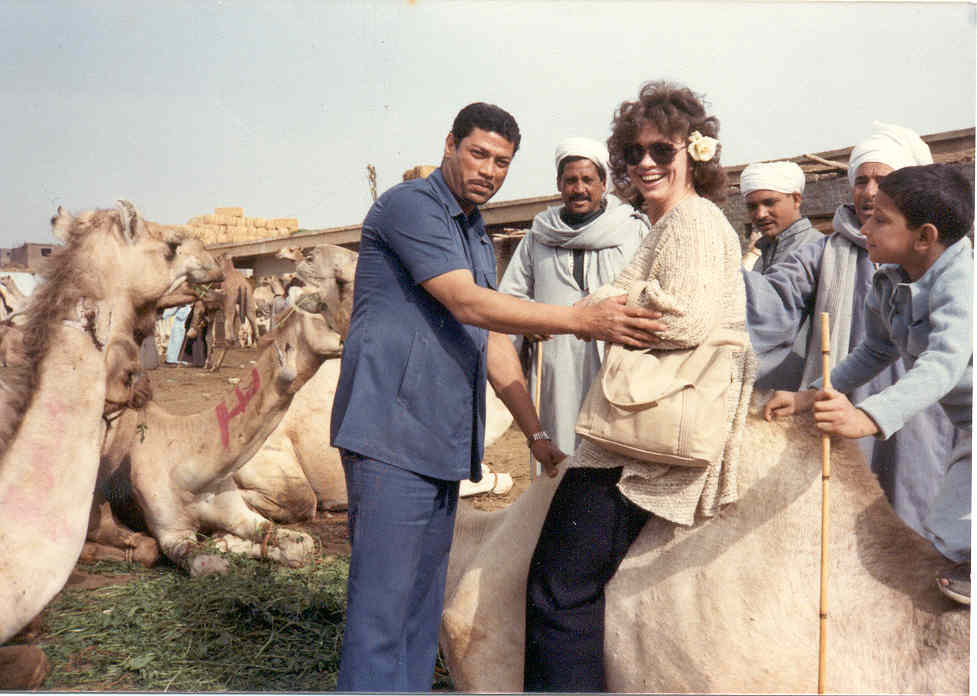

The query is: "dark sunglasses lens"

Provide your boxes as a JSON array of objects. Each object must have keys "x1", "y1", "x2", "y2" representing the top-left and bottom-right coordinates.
[
  {"x1": 651, "y1": 143, "x2": 677, "y2": 164},
  {"x1": 623, "y1": 143, "x2": 645, "y2": 166},
  {"x1": 623, "y1": 142, "x2": 678, "y2": 166}
]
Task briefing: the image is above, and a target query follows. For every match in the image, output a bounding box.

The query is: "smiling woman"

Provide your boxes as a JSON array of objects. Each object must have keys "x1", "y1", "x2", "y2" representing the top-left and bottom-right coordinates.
[{"x1": 522, "y1": 80, "x2": 756, "y2": 692}]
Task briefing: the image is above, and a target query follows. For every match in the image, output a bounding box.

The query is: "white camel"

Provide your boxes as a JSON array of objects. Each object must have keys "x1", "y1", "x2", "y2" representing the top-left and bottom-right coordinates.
[
  {"x1": 92, "y1": 303, "x2": 344, "y2": 575},
  {"x1": 0, "y1": 201, "x2": 218, "y2": 645},
  {"x1": 438, "y1": 393, "x2": 970, "y2": 693}
]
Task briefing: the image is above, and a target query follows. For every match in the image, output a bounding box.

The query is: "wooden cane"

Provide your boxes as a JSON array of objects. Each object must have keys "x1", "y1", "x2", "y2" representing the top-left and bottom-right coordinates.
[
  {"x1": 817, "y1": 312, "x2": 832, "y2": 694},
  {"x1": 528, "y1": 340, "x2": 544, "y2": 481}
]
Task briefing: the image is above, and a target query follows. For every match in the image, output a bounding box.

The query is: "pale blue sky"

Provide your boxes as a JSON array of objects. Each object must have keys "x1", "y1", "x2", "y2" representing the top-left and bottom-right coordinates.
[{"x1": 0, "y1": 0, "x2": 974, "y2": 247}]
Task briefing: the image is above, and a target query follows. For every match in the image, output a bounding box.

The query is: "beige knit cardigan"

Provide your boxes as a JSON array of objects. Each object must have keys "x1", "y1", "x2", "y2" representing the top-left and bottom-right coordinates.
[{"x1": 571, "y1": 195, "x2": 757, "y2": 526}]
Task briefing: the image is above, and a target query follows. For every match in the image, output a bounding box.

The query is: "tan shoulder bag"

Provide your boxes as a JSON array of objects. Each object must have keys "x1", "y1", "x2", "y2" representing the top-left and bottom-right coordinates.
[{"x1": 575, "y1": 285, "x2": 744, "y2": 467}]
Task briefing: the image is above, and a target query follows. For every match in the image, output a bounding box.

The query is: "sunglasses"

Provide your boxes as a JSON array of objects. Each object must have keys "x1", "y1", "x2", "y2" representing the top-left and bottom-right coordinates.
[{"x1": 623, "y1": 141, "x2": 679, "y2": 166}]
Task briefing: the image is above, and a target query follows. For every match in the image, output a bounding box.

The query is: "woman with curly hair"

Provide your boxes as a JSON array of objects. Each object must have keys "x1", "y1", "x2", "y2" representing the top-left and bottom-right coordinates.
[{"x1": 523, "y1": 81, "x2": 756, "y2": 692}]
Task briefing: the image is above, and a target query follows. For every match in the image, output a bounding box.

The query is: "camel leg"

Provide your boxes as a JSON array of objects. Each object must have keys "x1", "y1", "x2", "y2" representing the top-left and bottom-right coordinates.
[
  {"x1": 0, "y1": 645, "x2": 50, "y2": 690},
  {"x1": 86, "y1": 502, "x2": 160, "y2": 567},
  {"x1": 199, "y1": 483, "x2": 316, "y2": 568},
  {"x1": 156, "y1": 528, "x2": 231, "y2": 577}
]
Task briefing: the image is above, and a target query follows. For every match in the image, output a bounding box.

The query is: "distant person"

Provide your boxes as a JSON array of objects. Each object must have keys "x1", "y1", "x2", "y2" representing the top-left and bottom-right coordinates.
[
  {"x1": 743, "y1": 121, "x2": 956, "y2": 545},
  {"x1": 740, "y1": 160, "x2": 824, "y2": 389},
  {"x1": 764, "y1": 163, "x2": 973, "y2": 604},
  {"x1": 498, "y1": 137, "x2": 647, "y2": 453},
  {"x1": 329, "y1": 102, "x2": 664, "y2": 693},
  {"x1": 740, "y1": 160, "x2": 822, "y2": 273}
]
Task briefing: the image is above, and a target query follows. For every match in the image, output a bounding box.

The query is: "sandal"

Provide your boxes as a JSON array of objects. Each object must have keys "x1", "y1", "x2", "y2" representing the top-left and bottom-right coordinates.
[{"x1": 937, "y1": 561, "x2": 970, "y2": 606}]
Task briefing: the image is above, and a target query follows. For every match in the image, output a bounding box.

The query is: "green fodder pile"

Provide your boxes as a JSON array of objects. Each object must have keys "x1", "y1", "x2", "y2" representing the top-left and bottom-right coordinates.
[{"x1": 39, "y1": 556, "x2": 349, "y2": 692}]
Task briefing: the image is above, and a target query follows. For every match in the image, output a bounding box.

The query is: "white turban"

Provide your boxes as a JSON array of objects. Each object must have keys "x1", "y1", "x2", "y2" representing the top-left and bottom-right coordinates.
[
  {"x1": 554, "y1": 137, "x2": 609, "y2": 179},
  {"x1": 847, "y1": 121, "x2": 933, "y2": 187},
  {"x1": 740, "y1": 161, "x2": 806, "y2": 197}
]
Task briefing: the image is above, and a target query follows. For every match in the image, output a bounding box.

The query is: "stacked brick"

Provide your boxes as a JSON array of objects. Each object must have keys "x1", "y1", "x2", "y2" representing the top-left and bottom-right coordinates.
[{"x1": 184, "y1": 207, "x2": 300, "y2": 245}]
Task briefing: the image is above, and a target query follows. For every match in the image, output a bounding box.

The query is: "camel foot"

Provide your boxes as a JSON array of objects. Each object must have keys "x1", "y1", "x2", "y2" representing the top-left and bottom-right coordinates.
[
  {"x1": 187, "y1": 553, "x2": 230, "y2": 577},
  {"x1": 0, "y1": 645, "x2": 50, "y2": 690}
]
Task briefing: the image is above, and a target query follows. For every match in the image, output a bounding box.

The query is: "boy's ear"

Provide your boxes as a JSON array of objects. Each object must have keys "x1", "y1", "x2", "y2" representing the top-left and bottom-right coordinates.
[{"x1": 915, "y1": 222, "x2": 942, "y2": 251}]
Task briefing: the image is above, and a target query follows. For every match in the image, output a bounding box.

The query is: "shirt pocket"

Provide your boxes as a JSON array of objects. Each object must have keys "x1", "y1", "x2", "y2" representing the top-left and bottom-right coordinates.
[{"x1": 905, "y1": 318, "x2": 930, "y2": 360}]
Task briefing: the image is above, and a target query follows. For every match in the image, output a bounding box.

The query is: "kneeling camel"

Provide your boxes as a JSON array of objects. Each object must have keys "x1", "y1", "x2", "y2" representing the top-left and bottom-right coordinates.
[{"x1": 94, "y1": 303, "x2": 344, "y2": 575}]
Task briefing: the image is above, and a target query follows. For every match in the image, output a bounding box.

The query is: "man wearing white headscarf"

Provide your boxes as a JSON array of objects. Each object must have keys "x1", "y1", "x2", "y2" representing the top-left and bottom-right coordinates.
[
  {"x1": 740, "y1": 161, "x2": 824, "y2": 389},
  {"x1": 740, "y1": 160, "x2": 823, "y2": 273},
  {"x1": 744, "y1": 121, "x2": 955, "y2": 545},
  {"x1": 498, "y1": 137, "x2": 648, "y2": 453}
]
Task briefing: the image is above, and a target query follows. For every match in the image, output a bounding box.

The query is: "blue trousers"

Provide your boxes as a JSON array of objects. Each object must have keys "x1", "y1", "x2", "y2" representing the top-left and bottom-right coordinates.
[{"x1": 336, "y1": 451, "x2": 459, "y2": 692}]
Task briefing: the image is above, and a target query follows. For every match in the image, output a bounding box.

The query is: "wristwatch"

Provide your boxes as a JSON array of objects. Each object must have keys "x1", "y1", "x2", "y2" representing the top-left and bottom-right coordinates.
[{"x1": 527, "y1": 430, "x2": 551, "y2": 445}]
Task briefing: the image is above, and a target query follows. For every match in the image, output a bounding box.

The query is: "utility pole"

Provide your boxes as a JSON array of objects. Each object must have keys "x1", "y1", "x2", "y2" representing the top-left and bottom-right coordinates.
[{"x1": 366, "y1": 164, "x2": 378, "y2": 202}]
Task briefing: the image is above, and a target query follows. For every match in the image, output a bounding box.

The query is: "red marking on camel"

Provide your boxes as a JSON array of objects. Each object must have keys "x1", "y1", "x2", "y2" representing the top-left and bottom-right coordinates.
[{"x1": 215, "y1": 368, "x2": 261, "y2": 449}]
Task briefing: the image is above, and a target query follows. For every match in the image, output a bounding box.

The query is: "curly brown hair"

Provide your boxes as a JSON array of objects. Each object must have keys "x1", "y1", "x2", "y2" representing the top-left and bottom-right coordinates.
[{"x1": 608, "y1": 80, "x2": 727, "y2": 208}]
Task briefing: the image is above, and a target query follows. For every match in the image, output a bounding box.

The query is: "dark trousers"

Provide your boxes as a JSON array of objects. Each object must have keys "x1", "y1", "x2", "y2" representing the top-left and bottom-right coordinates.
[
  {"x1": 524, "y1": 467, "x2": 650, "y2": 692},
  {"x1": 336, "y1": 451, "x2": 459, "y2": 692}
]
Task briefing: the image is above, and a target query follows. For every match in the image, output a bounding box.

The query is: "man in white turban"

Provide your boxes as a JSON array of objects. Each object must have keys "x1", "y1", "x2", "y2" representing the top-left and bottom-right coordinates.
[
  {"x1": 498, "y1": 137, "x2": 648, "y2": 455},
  {"x1": 744, "y1": 121, "x2": 956, "y2": 566},
  {"x1": 740, "y1": 160, "x2": 823, "y2": 273}
]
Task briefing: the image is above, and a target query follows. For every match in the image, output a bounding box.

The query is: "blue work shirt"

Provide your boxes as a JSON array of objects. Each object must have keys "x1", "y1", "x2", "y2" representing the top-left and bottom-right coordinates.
[
  {"x1": 330, "y1": 167, "x2": 497, "y2": 482},
  {"x1": 814, "y1": 236, "x2": 973, "y2": 438}
]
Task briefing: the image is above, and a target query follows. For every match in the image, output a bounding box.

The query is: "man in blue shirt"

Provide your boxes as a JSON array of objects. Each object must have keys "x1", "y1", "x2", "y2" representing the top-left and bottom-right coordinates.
[{"x1": 330, "y1": 102, "x2": 664, "y2": 692}]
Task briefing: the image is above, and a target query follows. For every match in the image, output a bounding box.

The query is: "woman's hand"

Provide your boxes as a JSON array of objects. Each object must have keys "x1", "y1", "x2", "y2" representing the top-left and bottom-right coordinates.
[{"x1": 763, "y1": 389, "x2": 817, "y2": 420}]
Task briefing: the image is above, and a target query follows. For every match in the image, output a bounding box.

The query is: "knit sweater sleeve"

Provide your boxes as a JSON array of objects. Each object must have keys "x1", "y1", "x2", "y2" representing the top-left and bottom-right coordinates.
[{"x1": 616, "y1": 199, "x2": 730, "y2": 348}]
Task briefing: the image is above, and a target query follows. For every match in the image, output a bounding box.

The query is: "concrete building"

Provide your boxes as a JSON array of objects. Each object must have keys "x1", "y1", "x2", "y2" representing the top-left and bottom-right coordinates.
[{"x1": 0, "y1": 242, "x2": 57, "y2": 272}]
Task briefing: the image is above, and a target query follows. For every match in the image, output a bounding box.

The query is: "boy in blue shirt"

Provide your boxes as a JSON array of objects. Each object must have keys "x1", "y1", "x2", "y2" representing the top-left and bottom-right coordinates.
[{"x1": 764, "y1": 164, "x2": 973, "y2": 604}]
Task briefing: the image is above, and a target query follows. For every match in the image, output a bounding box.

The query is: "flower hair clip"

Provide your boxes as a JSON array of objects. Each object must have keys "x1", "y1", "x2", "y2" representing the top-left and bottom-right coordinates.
[{"x1": 687, "y1": 131, "x2": 719, "y2": 163}]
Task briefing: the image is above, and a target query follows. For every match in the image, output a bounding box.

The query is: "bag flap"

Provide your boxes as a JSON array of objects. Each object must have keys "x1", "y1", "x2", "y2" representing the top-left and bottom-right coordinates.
[{"x1": 601, "y1": 328, "x2": 746, "y2": 409}]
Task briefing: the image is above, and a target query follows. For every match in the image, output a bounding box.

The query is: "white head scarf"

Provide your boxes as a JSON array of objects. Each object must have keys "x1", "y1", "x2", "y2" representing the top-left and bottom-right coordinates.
[
  {"x1": 740, "y1": 161, "x2": 806, "y2": 196},
  {"x1": 554, "y1": 137, "x2": 610, "y2": 181},
  {"x1": 847, "y1": 121, "x2": 933, "y2": 187}
]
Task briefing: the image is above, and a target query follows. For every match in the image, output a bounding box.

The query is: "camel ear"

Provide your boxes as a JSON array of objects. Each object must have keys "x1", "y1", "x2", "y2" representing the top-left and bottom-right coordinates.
[
  {"x1": 51, "y1": 206, "x2": 74, "y2": 242},
  {"x1": 115, "y1": 200, "x2": 144, "y2": 242}
]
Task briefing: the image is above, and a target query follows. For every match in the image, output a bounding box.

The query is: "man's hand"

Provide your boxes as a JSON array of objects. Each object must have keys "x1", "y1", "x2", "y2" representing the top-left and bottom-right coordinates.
[
  {"x1": 763, "y1": 389, "x2": 816, "y2": 420},
  {"x1": 576, "y1": 295, "x2": 665, "y2": 347},
  {"x1": 813, "y1": 388, "x2": 879, "y2": 439},
  {"x1": 531, "y1": 440, "x2": 566, "y2": 478}
]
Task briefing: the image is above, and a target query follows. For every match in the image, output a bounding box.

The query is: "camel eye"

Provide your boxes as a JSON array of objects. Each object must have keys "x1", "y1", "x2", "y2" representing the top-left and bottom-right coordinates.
[{"x1": 165, "y1": 242, "x2": 179, "y2": 260}]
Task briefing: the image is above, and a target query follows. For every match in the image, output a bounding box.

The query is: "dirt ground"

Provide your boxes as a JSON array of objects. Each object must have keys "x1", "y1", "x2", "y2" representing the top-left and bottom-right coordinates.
[{"x1": 127, "y1": 344, "x2": 536, "y2": 555}]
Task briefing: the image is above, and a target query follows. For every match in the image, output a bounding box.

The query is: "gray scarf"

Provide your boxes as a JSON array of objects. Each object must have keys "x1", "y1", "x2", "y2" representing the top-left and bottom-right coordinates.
[
  {"x1": 801, "y1": 204, "x2": 865, "y2": 386},
  {"x1": 531, "y1": 196, "x2": 648, "y2": 291}
]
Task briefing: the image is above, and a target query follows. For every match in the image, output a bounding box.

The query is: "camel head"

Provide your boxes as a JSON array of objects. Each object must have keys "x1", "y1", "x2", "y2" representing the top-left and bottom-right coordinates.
[
  {"x1": 275, "y1": 246, "x2": 307, "y2": 263},
  {"x1": 293, "y1": 245, "x2": 357, "y2": 340},
  {"x1": 258, "y1": 306, "x2": 342, "y2": 395},
  {"x1": 46, "y1": 202, "x2": 219, "y2": 333},
  {"x1": 103, "y1": 336, "x2": 151, "y2": 414}
]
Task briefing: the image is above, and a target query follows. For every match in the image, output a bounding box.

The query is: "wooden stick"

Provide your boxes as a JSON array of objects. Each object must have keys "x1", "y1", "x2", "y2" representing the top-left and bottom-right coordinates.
[
  {"x1": 818, "y1": 312, "x2": 832, "y2": 694},
  {"x1": 529, "y1": 340, "x2": 543, "y2": 482},
  {"x1": 803, "y1": 152, "x2": 850, "y2": 171}
]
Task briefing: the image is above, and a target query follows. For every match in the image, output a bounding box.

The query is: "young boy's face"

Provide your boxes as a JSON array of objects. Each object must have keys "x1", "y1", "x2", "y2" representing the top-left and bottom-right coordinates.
[{"x1": 862, "y1": 191, "x2": 919, "y2": 267}]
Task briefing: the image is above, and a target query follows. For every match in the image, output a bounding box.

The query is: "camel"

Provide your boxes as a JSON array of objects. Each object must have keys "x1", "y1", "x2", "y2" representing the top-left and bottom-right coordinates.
[
  {"x1": 0, "y1": 321, "x2": 26, "y2": 367},
  {"x1": 0, "y1": 200, "x2": 219, "y2": 645},
  {"x1": 234, "y1": 245, "x2": 516, "y2": 521},
  {"x1": 91, "y1": 276, "x2": 348, "y2": 575},
  {"x1": 0, "y1": 276, "x2": 29, "y2": 319},
  {"x1": 438, "y1": 392, "x2": 970, "y2": 693},
  {"x1": 216, "y1": 254, "x2": 259, "y2": 347}
]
